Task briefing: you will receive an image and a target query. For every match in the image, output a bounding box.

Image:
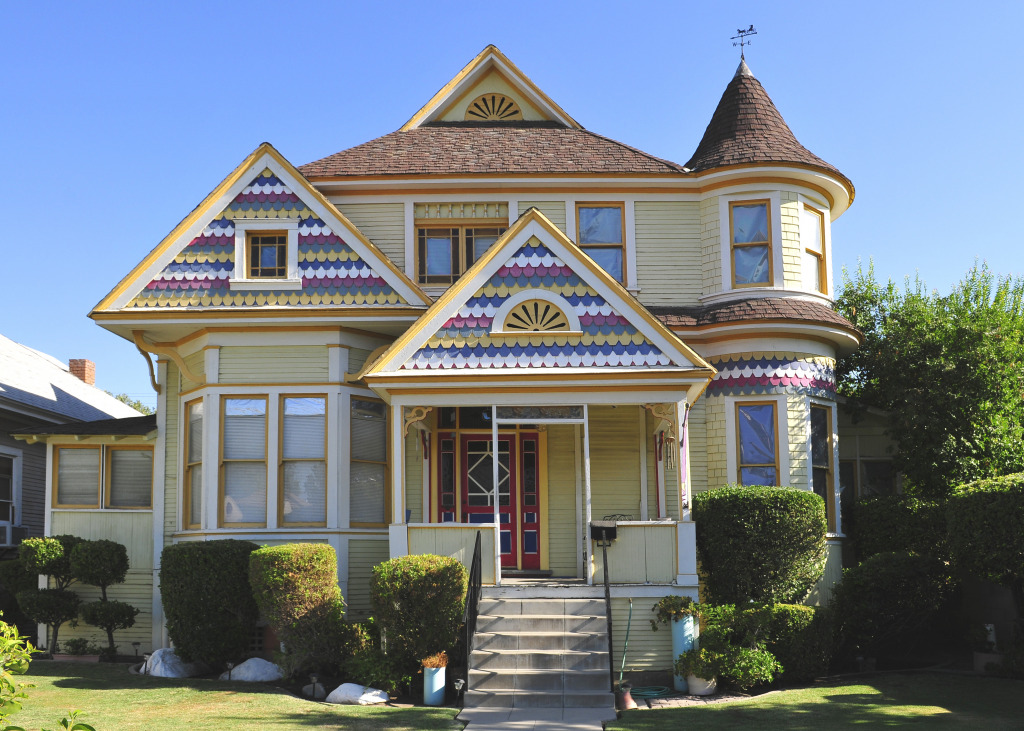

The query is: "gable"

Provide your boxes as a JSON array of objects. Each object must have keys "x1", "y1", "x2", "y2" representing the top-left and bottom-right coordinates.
[
  {"x1": 368, "y1": 210, "x2": 713, "y2": 378},
  {"x1": 435, "y1": 68, "x2": 546, "y2": 122},
  {"x1": 95, "y1": 144, "x2": 429, "y2": 313}
]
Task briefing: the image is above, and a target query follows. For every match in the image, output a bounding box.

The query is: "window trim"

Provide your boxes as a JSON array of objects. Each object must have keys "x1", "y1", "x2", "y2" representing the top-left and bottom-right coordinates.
[
  {"x1": 414, "y1": 220, "x2": 507, "y2": 285},
  {"x1": 183, "y1": 397, "x2": 203, "y2": 529},
  {"x1": 809, "y1": 402, "x2": 836, "y2": 533},
  {"x1": 349, "y1": 394, "x2": 390, "y2": 528},
  {"x1": 574, "y1": 202, "x2": 626, "y2": 283},
  {"x1": 278, "y1": 393, "x2": 328, "y2": 528},
  {"x1": 0, "y1": 446, "x2": 22, "y2": 534},
  {"x1": 53, "y1": 445, "x2": 154, "y2": 511},
  {"x1": 104, "y1": 445, "x2": 154, "y2": 510},
  {"x1": 734, "y1": 400, "x2": 780, "y2": 486},
  {"x1": 53, "y1": 445, "x2": 102, "y2": 509},
  {"x1": 219, "y1": 395, "x2": 270, "y2": 528},
  {"x1": 728, "y1": 199, "x2": 773, "y2": 289},
  {"x1": 231, "y1": 218, "x2": 301, "y2": 289},
  {"x1": 802, "y1": 204, "x2": 827, "y2": 295}
]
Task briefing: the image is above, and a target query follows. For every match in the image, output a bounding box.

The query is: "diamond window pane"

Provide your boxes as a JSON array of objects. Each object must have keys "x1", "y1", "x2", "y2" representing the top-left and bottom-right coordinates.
[
  {"x1": 578, "y1": 207, "x2": 622, "y2": 244},
  {"x1": 732, "y1": 204, "x2": 769, "y2": 243},
  {"x1": 109, "y1": 450, "x2": 152, "y2": 508},
  {"x1": 734, "y1": 245, "x2": 770, "y2": 284},
  {"x1": 57, "y1": 449, "x2": 99, "y2": 505},
  {"x1": 282, "y1": 462, "x2": 326, "y2": 524},
  {"x1": 223, "y1": 462, "x2": 267, "y2": 523}
]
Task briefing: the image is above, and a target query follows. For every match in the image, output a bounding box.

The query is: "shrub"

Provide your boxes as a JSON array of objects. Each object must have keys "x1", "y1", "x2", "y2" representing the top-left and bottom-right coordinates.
[
  {"x1": 160, "y1": 540, "x2": 260, "y2": 668},
  {"x1": 693, "y1": 485, "x2": 828, "y2": 604},
  {"x1": 831, "y1": 551, "x2": 954, "y2": 659},
  {"x1": 947, "y1": 473, "x2": 1024, "y2": 615},
  {"x1": 249, "y1": 544, "x2": 346, "y2": 678},
  {"x1": 80, "y1": 601, "x2": 138, "y2": 656},
  {"x1": 370, "y1": 555, "x2": 468, "y2": 675},
  {"x1": 733, "y1": 604, "x2": 832, "y2": 682},
  {"x1": 850, "y1": 494, "x2": 947, "y2": 560},
  {"x1": 15, "y1": 589, "x2": 79, "y2": 654},
  {"x1": 70, "y1": 540, "x2": 129, "y2": 599},
  {"x1": 19, "y1": 535, "x2": 84, "y2": 590},
  {"x1": 674, "y1": 603, "x2": 781, "y2": 690},
  {"x1": 0, "y1": 558, "x2": 39, "y2": 638},
  {"x1": 650, "y1": 594, "x2": 698, "y2": 631}
]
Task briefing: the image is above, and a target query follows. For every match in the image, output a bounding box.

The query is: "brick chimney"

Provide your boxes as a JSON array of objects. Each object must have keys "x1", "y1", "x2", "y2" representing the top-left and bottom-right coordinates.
[{"x1": 69, "y1": 359, "x2": 96, "y2": 386}]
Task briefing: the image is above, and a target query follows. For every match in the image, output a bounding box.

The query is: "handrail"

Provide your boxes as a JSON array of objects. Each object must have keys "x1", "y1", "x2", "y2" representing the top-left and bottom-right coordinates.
[{"x1": 461, "y1": 530, "x2": 483, "y2": 705}]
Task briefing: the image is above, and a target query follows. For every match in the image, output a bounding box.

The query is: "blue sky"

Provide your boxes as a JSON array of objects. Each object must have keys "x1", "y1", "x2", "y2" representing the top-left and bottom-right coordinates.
[{"x1": 2, "y1": 1, "x2": 1021, "y2": 411}]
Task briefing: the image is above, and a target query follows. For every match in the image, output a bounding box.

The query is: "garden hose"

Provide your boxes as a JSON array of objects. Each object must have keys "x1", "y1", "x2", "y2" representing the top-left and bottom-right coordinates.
[
  {"x1": 619, "y1": 598, "x2": 632, "y2": 687},
  {"x1": 619, "y1": 598, "x2": 671, "y2": 700}
]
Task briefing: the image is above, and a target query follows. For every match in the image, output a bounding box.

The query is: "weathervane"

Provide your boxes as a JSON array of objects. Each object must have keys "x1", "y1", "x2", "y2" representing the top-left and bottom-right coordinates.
[{"x1": 731, "y1": 25, "x2": 757, "y2": 59}]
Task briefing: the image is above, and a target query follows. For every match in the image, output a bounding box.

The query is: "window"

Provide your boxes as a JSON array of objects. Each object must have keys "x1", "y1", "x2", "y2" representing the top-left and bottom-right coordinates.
[
  {"x1": 736, "y1": 402, "x2": 778, "y2": 485},
  {"x1": 184, "y1": 399, "x2": 203, "y2": 528},
  {"x1": 810, "y1": 404, "x2": 835, "y2": 531},
  {"x1": 576, "y1": 204, "x2": 625, "y2": 282},
  {"x1": 54, "y1": 446, "x2": 152, "y2": 509},
  {"x1": 729, "y1": 200, "x2": 772, "y2": 287},
  {"x1": 0, "y1": 455, "x2": 15, "y2": 525},
  {"x1": 280, "y1": 396, "x2": 327, "y2": 527},
  {"x1": 247, "y1": 232, "x2": 286, "y2": 279},
  {"x1": 350, "y1": 397, "x2": 388, "y2": 525},
  {"x1": 802, "y1": 206, "x2": 827, "y2": 294},
  {"x1": 220, "y1": 397, "x2": 268, "y2": 527},
  {"x1": 416, "y1": 225, "x2": 505, "y2": 284}
]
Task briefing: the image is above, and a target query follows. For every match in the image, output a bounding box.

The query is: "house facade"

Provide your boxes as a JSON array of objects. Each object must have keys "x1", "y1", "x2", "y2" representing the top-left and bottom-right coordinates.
[{"x1": 38, "y1": 47, "x2": 859, "y2": 667}]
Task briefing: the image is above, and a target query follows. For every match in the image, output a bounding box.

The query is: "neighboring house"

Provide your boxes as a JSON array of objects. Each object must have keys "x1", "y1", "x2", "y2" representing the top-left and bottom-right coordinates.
[
  {"x1": 0, "y1": 336, "x2": 142, "y2": 551},
  {"x1": 26, "y1": 46, "x2": 861, "y2": 693}
]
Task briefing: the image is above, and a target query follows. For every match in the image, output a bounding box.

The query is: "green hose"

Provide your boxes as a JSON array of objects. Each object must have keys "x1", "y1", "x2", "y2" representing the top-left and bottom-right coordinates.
[
  {"x1": 618, "y1": 598, "x2": 672, "y2": 699},
  {"x1": 619, "y1": 598, "x2": 632, "y2": 687}
]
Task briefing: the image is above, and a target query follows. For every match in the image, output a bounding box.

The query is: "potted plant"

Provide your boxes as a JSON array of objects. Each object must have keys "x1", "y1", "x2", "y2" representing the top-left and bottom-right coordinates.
[
  {"x1": 971, "y1": 623, "x2": 1003, "y2": 674},
  {"x1": 651, "y1": 595, "x2": 699, "y2": 692},
  {"x1": 674, "y1": 645, "x2": 724, "y2": 696},
  {"x1": 53, "y1": 637, "x2": 102, "y2": 663},
  {"x1": 422, "y1": 651, "x2": 448, "y2": 706}
]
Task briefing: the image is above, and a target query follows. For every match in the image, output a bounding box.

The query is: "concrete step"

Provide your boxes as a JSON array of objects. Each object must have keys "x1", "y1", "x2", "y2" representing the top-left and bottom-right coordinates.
[
  {"x1": 463, "y1": 689, "x2": 615, "y2": 709},
  {"x1": 478, "y1": 598, "x2": 606, "y2": 616},
  {"x1": 474, "y1": 630, "x2": 607, "y2": 652},
  {"x1": 475, "y1": 613, "x2": 606, "y2": 634},
  {"x1": 469, "y1": 667, "x2": 610, "y2": 692},
  {"x1": 471, "y1": 648, "x2": 610, "y2": 672}
]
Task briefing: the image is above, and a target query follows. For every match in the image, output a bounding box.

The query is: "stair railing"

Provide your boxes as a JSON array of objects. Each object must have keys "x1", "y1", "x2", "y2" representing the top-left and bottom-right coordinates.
[{"x1": 461, "y1": 530, "x2": 483, "y2": 703}]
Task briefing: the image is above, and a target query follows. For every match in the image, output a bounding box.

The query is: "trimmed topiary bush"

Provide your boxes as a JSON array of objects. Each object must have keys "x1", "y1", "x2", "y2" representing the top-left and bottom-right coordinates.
[
  {"x1": 160, "y1": 540, "x2": 260, "y2": 668},
  {"x1": 0, "y1": 557, "x2": 39, "y2": 639},
  {"x1": 370, "y1": 555, "x2": 468, "y2": 676},
  {"x1": 19, "y1": 535, "x2": 84, "y2": 590},
  {"x1": 71, "y1": 539, "x2": 136, "y2": 654},
  {"x1": 831, "y1": 551, "x2": 954, "y2": 660},
  {"x1": 850, "y1": 494, "x2": 947, "y2": 560},
  {"x1": 733, "y1": 603, "x2": 832, "y2": 682},
  {"x1": 693, "y1": 485, "x2": 828, "y2": 604},
  {"x1": 80, "y1": 600, "x2": 138, "y2": 656},
  {"x1": 947, "y1": 473, "x2": 1024, "y2": 615},
  {"x1": 15, "y1": 589, "x2": 79, "y2": 655},
  {"x1": 249, "y1": 543, "x2": 346, "y2": 678}
]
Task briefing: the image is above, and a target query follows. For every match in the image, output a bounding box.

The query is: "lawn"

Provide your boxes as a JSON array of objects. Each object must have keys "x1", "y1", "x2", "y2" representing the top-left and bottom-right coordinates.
[
  {"x1": 10, "y1": 661, "x2": 463, "y2": 730},
  {"x1": 608, "y1": 672, "x2": 1024, "y2": 730}
]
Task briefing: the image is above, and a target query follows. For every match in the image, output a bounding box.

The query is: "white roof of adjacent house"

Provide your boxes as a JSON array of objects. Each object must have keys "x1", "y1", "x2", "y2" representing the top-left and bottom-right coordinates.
[{"x1": 0, "y1": 334, "x2": 142, "y2": 423}]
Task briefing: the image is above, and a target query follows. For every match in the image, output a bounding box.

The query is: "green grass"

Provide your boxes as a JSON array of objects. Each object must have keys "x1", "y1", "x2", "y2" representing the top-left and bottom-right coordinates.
[
  {"x1": 10, "y1": 661, "x2": 463, "y2": 730},
  {"x1": 608, "y1": 672, "x2": 1024, "y2": 730}
]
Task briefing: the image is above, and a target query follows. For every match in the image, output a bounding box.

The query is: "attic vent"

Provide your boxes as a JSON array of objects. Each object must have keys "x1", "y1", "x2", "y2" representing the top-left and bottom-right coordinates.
[
  {"x1": 465, "y1": 94, "x2": 523, "y2": 121},
  {"x1": 502, "y1": 300, "x2": 570, "y2": 332}
]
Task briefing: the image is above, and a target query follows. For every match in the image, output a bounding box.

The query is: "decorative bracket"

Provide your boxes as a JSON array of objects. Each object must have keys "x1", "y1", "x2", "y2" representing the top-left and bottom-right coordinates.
[
  {"x1": 643, "y1": 403, "x2": 677, "y2": 440},
  {"x1": 132, "y1": 330, "x2": 205, "y2": 391},
  {"x1": 404, "y1": 406, "x2": 433, "y2": 437}
]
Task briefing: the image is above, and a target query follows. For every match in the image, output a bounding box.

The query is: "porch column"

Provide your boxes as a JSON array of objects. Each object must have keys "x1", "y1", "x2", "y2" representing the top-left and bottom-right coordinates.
[
  {"x1": 391, "y1": 403, "x2": 404, "y2": 524},
  {"x1": 491, "y1": 405, "x2": 501, "y2": 585},
  {"x1": 676, "y1": 399, "x2": 698, "y2": 585},
  {"x1": 583, "y1": 404, "x2": 593, "y2": 586}
]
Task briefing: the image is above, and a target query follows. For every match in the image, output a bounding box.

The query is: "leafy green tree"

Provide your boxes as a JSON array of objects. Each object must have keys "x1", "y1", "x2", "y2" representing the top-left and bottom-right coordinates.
[
  {"x1": 836, "y1": 262, "x2": 1024, "y2": 498},
  {"x1": 105, "y1": 392, "x2": 155, "y2": 415}
]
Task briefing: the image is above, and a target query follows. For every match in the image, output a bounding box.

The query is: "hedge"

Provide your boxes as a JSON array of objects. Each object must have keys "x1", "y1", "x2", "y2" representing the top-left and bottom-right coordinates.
[
  {"x1": 693, "y1": 485, "x2": 827, "y2": 604},
  {"x1": 160, "y1": 540, "x2": 260, "y2": 668},
  {"x1": 249, "y1": 544, "x2": 346, "y2": 678},
  {"x1": 850, "y1": 494, "x2": 946, "y2": 560},
  {"x1": 733, "y1": 603, "x2": 832, "y2": 682},
  {"x1": 370, "y1": 555, "x2": 468, "y2": 673}
]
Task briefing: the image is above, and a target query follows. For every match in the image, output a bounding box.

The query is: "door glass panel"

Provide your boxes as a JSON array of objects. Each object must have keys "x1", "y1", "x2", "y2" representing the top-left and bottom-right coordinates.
[{"x1": 465, "y1": 440, "x2": 510, "y2": 507}]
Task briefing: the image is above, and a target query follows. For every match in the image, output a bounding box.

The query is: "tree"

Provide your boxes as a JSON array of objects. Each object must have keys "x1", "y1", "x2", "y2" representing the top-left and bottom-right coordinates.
[
  {"x1": 106, "y1": 392, "x2": 155, "y2": 415},
  {"x1": 71, "y1": 540, "x2": 137, "y2": 655},
  {"x1": 836, "y1": 262, "x2": 1024, "y2": 498}
]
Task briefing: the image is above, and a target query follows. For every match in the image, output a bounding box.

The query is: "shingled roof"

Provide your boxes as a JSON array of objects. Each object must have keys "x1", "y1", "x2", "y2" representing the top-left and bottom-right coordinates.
[
  {"x1": 684, "y1": 59, "x2": 845, "y2": 180},
  {"x1": 299, "y1": 122, "x2": 686, "y2": 178},
  {"x1": 14, "y1": 414, "x2": 156, "y2": 438},
  {"x1": 649, "y1": 298, "x2": 859, "y2": 337}
]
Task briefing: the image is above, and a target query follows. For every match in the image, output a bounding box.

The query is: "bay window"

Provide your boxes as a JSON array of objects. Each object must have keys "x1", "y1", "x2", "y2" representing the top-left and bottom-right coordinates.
[
  {"x1": 220, "y1": 397, "x2": 267, "y2": 527},
  {"x1": 729, "y1": 200, "x2": 772, "y2": 287},
  {"x1": 280, "y1": 396, "x2": 327, "y2": 527},
  {"x1": 350, "y1": 397, "x2": 388, "y2": 526},
  {"x1": 736, "y1": 402, "x2": 779, "y2": 486},
  {"x1": 802, "y1": 205, "x2": 827, "y2": 294}
]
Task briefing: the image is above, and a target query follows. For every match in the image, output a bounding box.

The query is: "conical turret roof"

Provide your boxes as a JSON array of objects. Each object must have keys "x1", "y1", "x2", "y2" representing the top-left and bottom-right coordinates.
[{"x1": 685, "y1": 60, "x2": 844, "y2": 179}]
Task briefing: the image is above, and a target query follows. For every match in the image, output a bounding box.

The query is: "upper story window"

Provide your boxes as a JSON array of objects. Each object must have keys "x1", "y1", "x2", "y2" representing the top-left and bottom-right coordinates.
[
  {"x1": 247, "y1": 232, "x2": 287, "y2": 278},
  {"x1": 416, "y1": 225, "x2": 506, "y2": 285},
  {"x1": 736, "y1": 401, "x2": 778, "y2": 486},
  {"x1": 729, "y1": 201, "x2": 772, "y2": 287},
  {"x1": 576, "y1": 203, "x2": 625, "y2": 282},
  {"x1": 802, "y1": 206, "x2": 827, "y2": 294},
  {"x1": 54, "y1": 446, "x2": 153, "y2": 509},
  {"x1": 232, "y1": 219, "x2": 300, "y2": 288}
]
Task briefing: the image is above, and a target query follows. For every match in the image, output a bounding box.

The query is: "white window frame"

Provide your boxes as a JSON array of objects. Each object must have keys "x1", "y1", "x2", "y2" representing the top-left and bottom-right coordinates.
[
  {"x1": 718, "y1": 192, "x2": 783, "y2": 293},
  {"x1": 799, "y1": 198, "x2": 833, "y2": 299},
  {"x1": 231, "y1": 218, "x2": 301, "y2": 290},
  {"x1": 807, "y1": 397, "x2": 841, "y2": 536},
  {"x1": 724, "y1": 394, "x2": 790, "y2": 487},
  {"x1": 0, "y1": 446, "x2": 22, "y2": 545}
]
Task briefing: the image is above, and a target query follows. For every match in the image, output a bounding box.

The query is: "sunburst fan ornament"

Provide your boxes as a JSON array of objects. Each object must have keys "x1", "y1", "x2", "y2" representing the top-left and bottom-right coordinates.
[
  {"x1": 465, "y1": 94, "x2": 523, "y2": 121},
  {"x1": 503, "y1": 300, "x2": 570, "y2": 331}
]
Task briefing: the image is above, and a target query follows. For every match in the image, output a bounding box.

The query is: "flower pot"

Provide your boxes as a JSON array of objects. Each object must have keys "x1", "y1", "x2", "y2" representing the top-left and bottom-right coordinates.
[
  {"x1": 670, "y1": 615, "x2": 697, "y2": 692},
  {"x1": 686, "y1": 674, "x2": 716, "y2": 696},
  {"x1": 423, "y1": 665, "x2": 445, "y2": 706}
]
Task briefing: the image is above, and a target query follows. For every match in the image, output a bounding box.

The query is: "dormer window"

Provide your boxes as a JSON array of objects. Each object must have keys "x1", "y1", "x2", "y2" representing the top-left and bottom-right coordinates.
[
  {"x1": 247, "y1": 232, "x2": 286, "y2": 279},
  {"x1": 802, "y1": 205, "x2": 827, "y2": 294},
  {"x1": 231, "y1": 218, "x2": 301, "y2": 289},
  {"x1": 729, "y1": 200, "x2": 772, "y2": 287}
]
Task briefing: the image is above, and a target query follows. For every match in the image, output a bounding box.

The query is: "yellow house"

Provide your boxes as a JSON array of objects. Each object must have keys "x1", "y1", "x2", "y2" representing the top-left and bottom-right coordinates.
[{"x1": 25, "y1": 46, "x2": 859, "y2": 707}]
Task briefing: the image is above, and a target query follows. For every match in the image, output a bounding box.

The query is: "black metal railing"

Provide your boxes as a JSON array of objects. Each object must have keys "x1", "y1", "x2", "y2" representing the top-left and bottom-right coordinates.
[{"x1": 461, "y1": 530, "x2": 483, "y2": 703}]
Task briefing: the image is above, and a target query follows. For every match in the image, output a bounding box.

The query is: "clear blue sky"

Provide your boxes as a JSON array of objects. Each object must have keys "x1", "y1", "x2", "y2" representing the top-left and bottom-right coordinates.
[{"x1": 2, "y1": 1, "x2": 1021, "y2": 411}]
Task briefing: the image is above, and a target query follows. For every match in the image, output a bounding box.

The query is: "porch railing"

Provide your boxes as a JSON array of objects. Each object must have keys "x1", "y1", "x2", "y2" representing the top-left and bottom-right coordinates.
[
  {"x1": 590, "y1": 521, "x2": 678, "y2": 583},
  {"x1": 461, "y1": 530, "x2": 483, "y2": 703}
]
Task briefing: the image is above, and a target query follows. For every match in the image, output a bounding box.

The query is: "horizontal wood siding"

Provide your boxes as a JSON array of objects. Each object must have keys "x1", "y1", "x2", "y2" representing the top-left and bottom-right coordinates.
[
  {"x1": 346, "y1": 538, "x2": 389, "y2": 620},
  {"x1": 0, "y1": 425, "x2": 45, "y2": 538},
  {"x1": 687, "y1": 399, "x2": 708, "y2": 497},
  {"x1": 519, "y1": 201, "x2": 566, "y2": 233},
  {"x1": 347, "y1": 348, "x2": 371, "y2": 375},
  {"x1": 405, "y1": 432, "x2": 423, "y2": 523},
  {"x1": 611, "y1": 596, "x2": 674, "y2": 671},
  {"x1": 780, "y1": 193, "x2": 802, "y2": 289},
  {"x1": 591, "y1": 524, "x2": 675, "y2": 583},
  {"x1": 180, "y1": 351, "x2": 205, "y2": 392},
  {"x1": 408, "y1": 526, "x2": 496, "y2": 585},
  {"x1": 335, "y1": 203, "x2": 406, "y2": 269},
  {"x1": 589, "y1": 406, "x2": 642, "y2": 519},
  {"x1": 53, "y1": 569, "x2": 155, "y2": 651},
  {"x1": 218, "y1": 346, "x2": 328, "y2": 383},
  {"x1": 51, "y1": 511, "x2": 154, "y2": 569},
  {"x1": 546, "y1": 425, "x2": 577, "y2": 577},
  {"x1": 786, "y1": 393, "x2": 808, "y2": 488},
  {"x1": 702, "y1": 397, "x2": 727, "y2": 491},
  {"x1": 635, "y1": 201, "x2": 701, "y2": 307},
  {"x1": 701, "y1": 196, "x2": 722, "y2": 296}
]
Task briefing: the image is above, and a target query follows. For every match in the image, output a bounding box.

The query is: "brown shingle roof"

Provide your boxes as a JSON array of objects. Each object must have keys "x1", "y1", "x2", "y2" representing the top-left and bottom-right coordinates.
[
  {"x1": 684, "y1": 60, "x2": 844, "y2": 178},
  {"x1": 299, "y1": 122, "x2": 687, "y2": 178},
  {"x1": 649, "y1": 298, "x2": 859, "y2": 334}
]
